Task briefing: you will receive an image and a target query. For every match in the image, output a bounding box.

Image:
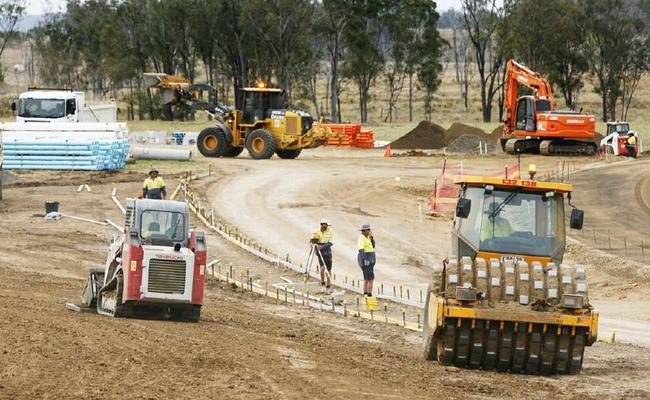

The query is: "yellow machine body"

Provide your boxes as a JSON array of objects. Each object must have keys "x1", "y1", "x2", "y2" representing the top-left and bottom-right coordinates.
[{"x1": 423, "y1": 175, "x2": 598, "y2": 375}]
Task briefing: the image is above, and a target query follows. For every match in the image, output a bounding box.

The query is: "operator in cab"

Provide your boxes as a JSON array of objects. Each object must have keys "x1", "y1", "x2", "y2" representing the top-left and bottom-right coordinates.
[
  {"x1": 142, "y1": 168, "x2": 167, "y2": 200},
  {"x1": 480, "y1": 202, "x2": 513, "y2": 241}
]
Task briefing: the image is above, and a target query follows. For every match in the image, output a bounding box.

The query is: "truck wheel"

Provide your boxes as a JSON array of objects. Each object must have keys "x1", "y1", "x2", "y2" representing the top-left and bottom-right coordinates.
[
  {"x1": 197, "y1": 127, "x2": 227, "y2": 157},
  {"x1": 223, "y1": 146, "x2": 244, "y2": 158},
  {"x1": 246, "y1": 129, "x2": 276, "y2": 159},
  {"x1": 276, "y1": 149, "x2": 302, "y2": 159}
]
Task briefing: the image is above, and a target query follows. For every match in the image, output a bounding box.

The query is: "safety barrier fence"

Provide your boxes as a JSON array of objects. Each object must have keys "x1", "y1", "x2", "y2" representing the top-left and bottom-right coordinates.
[
  {"x1": 204, "y1": 260, "x2": 422, "y2": 332},
  {"x1": 429, "y1": 160, "x2": 521, "y2": 213}
]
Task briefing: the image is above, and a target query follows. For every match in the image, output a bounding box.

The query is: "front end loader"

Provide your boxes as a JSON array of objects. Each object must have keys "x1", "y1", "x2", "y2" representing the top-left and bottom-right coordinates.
[
  {"x1": 423, "y1": 169, "x2": 598, "y2": 374},
  {"x1": 73, "y1": 199, "x2": 207, "y2": 321},
  {"x1": 196, "y1": 85, "x2": 332, "y2": 160}
]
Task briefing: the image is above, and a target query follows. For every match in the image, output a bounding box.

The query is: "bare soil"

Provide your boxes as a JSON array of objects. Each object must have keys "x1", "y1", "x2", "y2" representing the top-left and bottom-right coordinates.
[{"x1": 1, "y1": 149, "x2": 650, "y2": 398}]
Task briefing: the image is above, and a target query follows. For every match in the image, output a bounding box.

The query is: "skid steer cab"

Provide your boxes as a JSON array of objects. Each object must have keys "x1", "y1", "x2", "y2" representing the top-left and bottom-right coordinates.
[
  {"x1": 423, "y1": 173, "x2": 598, "y2": 375},
  {"x1": 80, "y1": 199, "x2": 207, "y2": 322}
]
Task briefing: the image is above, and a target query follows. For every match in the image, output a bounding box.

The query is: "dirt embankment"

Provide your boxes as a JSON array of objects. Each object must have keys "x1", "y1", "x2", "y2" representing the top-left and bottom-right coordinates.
[{"x1": 391, "y1": 121, "x2": 495, "y2": 153}]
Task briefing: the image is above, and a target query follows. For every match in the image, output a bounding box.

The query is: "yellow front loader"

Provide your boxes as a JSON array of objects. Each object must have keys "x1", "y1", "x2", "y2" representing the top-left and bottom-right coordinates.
[
  {"x1": 423, "y1": 169, "x2": 598, "y2": 374},
  {"x1": 196, "y1": 86, "x2": 332, "y2": 160}
]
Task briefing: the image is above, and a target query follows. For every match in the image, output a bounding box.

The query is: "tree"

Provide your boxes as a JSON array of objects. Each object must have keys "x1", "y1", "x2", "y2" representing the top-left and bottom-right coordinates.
[
  {"x1": 382, "y1": 0, "x2": 441, "y2": 123},
  {"x1": 321, "y1": 0, "x2": 350, "y2": 122},
  {"x1": 0, "y1": 0, "x2": 25, "y2": 81},
  {"x1": 342, "y1": 1, "x2": 385, "y2": 123},
  {"x1": 501, "y1": 0, "x2": 587, "y2": 109},
  {"x1": 448, "y1": 9, "x2": 474, "y2": 112},
  {"x1": 578, "y1": 0, "x2": 649, "y2": 121},
  {"x1": 415, "y1": 4, "x2": 445, "y2": 122},
  {"x1": 461, "y1": 0, "x2": 504, "y2": 122}
]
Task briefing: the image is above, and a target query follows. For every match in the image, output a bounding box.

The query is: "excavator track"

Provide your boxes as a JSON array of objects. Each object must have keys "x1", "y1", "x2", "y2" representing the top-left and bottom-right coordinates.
[
  {"x1": 539, "y1": 139, "x2": 597, "y2": 156},
  {"x1": 426, "y1": 257, "x2": 591, "y2": 375}
]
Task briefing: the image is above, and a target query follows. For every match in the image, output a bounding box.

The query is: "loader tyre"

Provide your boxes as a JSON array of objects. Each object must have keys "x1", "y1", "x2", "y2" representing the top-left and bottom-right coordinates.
[
  {"x1": 198, "y1": 127, "x2": 228, "y2": 157},
  {"x1": 276, "y1": 148, "x2": 302, "y2": 159},
  {"x1": 246, "y1": 129, "x2": 276, "y2": 159},
  {"x1": 222, "y1": 146, "x2": 244, "y2": 158}
]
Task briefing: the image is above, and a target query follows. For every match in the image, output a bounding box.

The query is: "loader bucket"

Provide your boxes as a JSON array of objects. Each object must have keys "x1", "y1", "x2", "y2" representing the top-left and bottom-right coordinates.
[{"x1": 80, "y1": 268, "x2": 106, "y2": 308}]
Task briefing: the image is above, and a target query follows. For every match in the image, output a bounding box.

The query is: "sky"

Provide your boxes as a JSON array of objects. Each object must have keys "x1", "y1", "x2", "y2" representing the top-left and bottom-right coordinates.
[{"x1": 24, "y1": 0, "x2": 464, "y2": 15}]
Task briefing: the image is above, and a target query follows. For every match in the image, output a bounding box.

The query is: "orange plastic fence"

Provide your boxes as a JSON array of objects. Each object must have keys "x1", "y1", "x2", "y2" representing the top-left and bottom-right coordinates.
[
  {"x1": 429, "y1": 162, "x2": 521, "y2": 213},
  {"x1": 321, "y1": 123, "x2": 374, "y2": 148}
]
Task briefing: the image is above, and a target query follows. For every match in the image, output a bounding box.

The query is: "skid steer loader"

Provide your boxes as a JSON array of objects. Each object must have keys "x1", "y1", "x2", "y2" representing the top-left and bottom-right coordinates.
[
  {"x1": 74, "y1": 199, "x2": 207, "y2": 321},
  {"x1": 423, "y1": 166, "x2": 598, "y2": 374}
]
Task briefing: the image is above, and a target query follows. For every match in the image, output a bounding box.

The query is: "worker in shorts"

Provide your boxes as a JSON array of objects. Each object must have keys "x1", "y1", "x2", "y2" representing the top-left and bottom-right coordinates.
[
  {"x1": 357, "y1": 223, "x2": 376, "y2": 296},
  {"x1": 312, "y1": 219, "x2": 333, "y2": 289},
  {"x1": 142, "y1": 168, "x2": 167, "y2": 199}
]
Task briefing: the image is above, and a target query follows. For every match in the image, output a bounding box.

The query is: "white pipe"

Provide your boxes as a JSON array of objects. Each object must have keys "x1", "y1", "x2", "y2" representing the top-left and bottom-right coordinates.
[{"x1": 132, "y1": 147, "x2": 192, "y2": 161}]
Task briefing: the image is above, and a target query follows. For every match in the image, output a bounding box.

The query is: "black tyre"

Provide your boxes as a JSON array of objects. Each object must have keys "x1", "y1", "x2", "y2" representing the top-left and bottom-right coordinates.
[
  {"x1": 245, "y1": 129, "x2": 276, "y2": 159},
  {"x1": 222, "y1": 146, "x2": 244, "y2": 158},
  {"x1": 276, "y1": 148, "x2": 302, "y2": 159},
  {"x1": 197, "y1": 127, "x2": 227, "y2": 157}
]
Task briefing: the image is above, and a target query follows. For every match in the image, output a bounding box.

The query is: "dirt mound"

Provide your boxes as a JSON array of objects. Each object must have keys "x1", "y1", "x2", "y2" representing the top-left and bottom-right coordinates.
[
  {"x1": 447, "y1": 134, "x2": 497, "y2": 154},
  {"x1": 491, "y1": 125, "x2": 505, "y2": 136},
  {"x1": 446, "y1": 122, "x2": 487, "y2": 142},
  {"x1": 594, "y1": 132, "x2": 604, "y2": 142},
  {"x1": 390, "y1": 120, "x2": 447, "y2": 149}
]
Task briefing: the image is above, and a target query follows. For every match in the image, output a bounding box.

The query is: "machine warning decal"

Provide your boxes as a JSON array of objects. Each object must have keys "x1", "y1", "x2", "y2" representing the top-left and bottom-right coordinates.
[
  {"x1": 271, "y1": 110, "x2": 286, "y2": 119},
  {"x1": 130, "y1": 260, "x2": 137, "y2": 271},
  {"x1": 200, "y1": 264, "x2": 205, "y2": 275}
]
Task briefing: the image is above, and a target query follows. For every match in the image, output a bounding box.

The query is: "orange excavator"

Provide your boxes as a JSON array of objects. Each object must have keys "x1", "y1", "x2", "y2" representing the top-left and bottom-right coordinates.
[{"x1": 501, "y1": 60, "x2": 597, "y2": 155}]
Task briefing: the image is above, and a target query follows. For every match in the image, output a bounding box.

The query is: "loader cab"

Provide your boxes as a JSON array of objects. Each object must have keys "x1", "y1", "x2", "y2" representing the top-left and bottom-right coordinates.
[
  {"x1": 241, "y1": 87, "x2": 287, "y2": 124},
  {"x1": 452, "y1": 177, "x2": 583, "y2": 265}
]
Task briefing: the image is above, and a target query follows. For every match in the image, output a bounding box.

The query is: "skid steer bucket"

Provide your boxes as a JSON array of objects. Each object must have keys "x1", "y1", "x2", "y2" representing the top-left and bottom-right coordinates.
[{"x1": 80, "y1": 268, "x2": 106, "y2": 309}]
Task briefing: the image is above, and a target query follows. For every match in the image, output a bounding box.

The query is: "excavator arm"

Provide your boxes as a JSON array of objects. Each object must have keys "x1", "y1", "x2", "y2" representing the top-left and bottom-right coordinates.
[{"x1": 503, "y1": 59, "x2": 555, "y2": 132}]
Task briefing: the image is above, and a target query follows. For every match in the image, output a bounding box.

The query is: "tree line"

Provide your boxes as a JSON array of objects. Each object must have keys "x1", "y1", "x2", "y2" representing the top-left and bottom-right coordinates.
[
  {"x1": 17, "y1": 0, "x2": 650, "y2": 123},
  {"x1": 28, "y1": 0, "x2": 444, "y2": 123}
]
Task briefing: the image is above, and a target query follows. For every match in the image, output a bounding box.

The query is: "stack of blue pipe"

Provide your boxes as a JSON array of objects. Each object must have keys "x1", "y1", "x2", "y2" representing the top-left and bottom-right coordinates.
[{"x1": 2, "y1": 139, "x2": 130, "y2": 170}]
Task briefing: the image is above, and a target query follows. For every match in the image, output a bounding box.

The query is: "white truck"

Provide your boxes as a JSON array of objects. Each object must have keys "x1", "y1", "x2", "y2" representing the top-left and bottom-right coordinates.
[
  {"x1": 12, "y1": 88, "x2": 117, "y2": 123},
  {"x1": 0, "y1": 89, "x2": 128, "y2": 175}
]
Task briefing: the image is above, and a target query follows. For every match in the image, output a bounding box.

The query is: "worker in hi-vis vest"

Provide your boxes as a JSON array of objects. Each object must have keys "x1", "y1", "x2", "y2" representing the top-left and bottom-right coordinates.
[
  {"x1": 142, "y1": 168, "x2": 167, "y2": 200},
  {"x1": 357, "y1": 223, "x2": 376, "y2": 297},
  {"x1": 626, "y1": 132, "x2": 637, "y2": 158}
]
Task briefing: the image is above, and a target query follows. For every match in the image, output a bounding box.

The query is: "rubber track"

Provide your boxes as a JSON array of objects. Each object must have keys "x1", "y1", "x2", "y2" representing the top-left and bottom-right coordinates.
[{"x1": 438, "y1": 320, "x2": 588, "y2": 374}]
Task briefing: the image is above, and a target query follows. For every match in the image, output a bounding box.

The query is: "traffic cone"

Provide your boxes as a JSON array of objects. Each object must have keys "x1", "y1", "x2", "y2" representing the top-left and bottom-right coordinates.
[{"x1": 384, "y1": 144, "x2": 392, "y2": 157}]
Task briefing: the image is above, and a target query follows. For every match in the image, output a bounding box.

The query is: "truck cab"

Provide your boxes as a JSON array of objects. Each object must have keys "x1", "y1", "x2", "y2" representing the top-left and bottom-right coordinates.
[
  {"x1": 14, "y1": 89, "x2": 83, "y2": 123},
  {"x1": 12, "y1": 88, "x2": 117, "y2": 123}
]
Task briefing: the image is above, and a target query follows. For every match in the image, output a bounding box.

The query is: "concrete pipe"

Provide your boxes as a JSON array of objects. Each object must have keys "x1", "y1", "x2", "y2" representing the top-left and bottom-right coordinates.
[{"x1": 132, "y1": 147, "x2": 192, "y2": 161}]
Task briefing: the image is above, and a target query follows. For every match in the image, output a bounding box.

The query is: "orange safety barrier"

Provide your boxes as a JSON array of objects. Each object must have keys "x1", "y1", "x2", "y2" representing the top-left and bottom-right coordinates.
[
  {"x1": 429, "y1": 161, "x2": 522, "y2": 214},
  {"x1": 321, "y1": 124, "x2": 374, "y2": 148}
]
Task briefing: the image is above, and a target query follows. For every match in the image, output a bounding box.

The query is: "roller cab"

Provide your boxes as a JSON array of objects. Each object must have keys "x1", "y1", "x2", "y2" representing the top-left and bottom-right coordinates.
[{"x1": 423, "y1": 174, "x2": 598, "y2": 374}]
